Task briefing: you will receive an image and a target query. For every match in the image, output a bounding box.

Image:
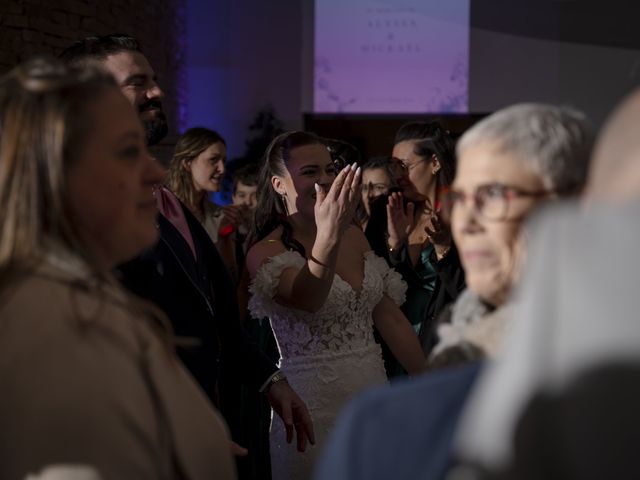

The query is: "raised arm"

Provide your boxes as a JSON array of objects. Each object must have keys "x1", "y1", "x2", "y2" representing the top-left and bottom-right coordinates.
[
  {"x1": 373, "y1": 295, "x2": 427, "y2": 375},
  {"x1": 247, "y1": 164, "x2": 361, "y2": 313},
  {"x1": 386, "y1": 192, "x2": 414, "y2": 254}
]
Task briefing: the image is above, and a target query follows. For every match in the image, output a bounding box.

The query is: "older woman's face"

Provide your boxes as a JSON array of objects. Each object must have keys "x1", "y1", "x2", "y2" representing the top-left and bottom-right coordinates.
[
  {"x1": 451, "y1": 142, "x2": 545, "y2": 306},
  {"x1": 66, "y1": 87, "x2": 165, "y2": 269}
]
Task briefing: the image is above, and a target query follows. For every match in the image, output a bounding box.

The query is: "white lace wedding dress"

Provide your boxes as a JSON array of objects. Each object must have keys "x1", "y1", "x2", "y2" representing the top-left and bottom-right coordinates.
[{"x1": 249, "y1": 250, "x2": 406, "y2": 480}]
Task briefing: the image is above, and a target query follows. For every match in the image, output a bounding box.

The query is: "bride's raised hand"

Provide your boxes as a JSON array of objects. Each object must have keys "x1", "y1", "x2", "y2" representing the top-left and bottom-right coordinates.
[{"x1": 314, "y1": 163, "x2": 361, "y2": 238}]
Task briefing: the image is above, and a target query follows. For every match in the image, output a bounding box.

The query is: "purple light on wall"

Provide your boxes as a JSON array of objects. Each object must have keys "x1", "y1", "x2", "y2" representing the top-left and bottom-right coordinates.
[
  {"x1": 185, "y1": 0, "x2": 235, "y2": 204},
  {"x1": 175, "y1": 0, "x2": 188, "y2": 132},
  {"x1": 184, "y1": 0, "x2": 231, "y2": 136}
]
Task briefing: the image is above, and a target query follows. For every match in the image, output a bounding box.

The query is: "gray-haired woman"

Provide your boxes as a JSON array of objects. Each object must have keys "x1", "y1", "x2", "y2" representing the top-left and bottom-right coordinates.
[{"x1": 431, "y1": 103, "x2": 593, "y2": 364}]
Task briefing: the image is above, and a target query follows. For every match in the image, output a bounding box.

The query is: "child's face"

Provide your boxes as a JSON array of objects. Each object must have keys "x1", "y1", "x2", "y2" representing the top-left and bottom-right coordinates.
[{"x1": 232, "y1": 180, "x2": 258, "y2": 209}]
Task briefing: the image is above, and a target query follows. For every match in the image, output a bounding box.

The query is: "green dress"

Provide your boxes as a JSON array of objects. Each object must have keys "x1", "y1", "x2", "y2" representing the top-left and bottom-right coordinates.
[{"x1": 382, "y1": 243, "x2": 438, "y2": 377}]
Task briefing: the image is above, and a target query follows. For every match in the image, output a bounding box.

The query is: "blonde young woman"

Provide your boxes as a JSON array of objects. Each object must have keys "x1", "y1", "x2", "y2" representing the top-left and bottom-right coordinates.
[
  {"x1": 167, "y1": 127, "x2": 247, "y2": 282},
  {"x1": 0, "y1": 58, "x2": 235, "y2": 479}
]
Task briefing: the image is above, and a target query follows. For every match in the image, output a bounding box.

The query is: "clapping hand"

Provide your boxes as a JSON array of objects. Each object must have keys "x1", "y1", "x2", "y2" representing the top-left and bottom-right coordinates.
[
  {"x1": 314, "y1": 163, "x2": 361, "y2": 238},
  {"x1": 425, "y1": 212, "x2": 452, "y2": 259},
  {"x1": 386, "y1": 192, "x2": 414, "y2": 251}
]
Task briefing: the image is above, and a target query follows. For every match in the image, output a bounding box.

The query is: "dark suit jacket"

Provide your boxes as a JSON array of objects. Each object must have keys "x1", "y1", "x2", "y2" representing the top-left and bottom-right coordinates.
[{"x1": 118, "y1": 202, "x2": 277, "y2": 406}]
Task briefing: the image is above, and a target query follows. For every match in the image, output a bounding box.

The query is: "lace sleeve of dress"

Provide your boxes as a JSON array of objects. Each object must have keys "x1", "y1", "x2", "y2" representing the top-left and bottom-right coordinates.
[
  {"x1": 365, "y1": 251, "x2": 407, "y2": 306},
  {"x1": 248, "y1": 250, "x2": 306, "y2": 319}
]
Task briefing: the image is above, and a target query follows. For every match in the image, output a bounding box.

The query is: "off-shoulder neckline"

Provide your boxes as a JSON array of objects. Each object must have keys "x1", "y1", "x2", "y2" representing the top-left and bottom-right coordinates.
[{"x1": 262, "y1": 249, "x2": 379, "y2": 297}]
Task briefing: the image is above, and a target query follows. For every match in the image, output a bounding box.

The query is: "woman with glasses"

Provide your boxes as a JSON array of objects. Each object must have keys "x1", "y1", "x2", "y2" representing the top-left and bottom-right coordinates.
[
  {"x1": 246, "y1": 131, "x2": 426, "y2": 479},
  {"x1": 431, "y1": 103, "x2": 592, "y2": 364},
  {"x1": 379, "y1": 122, "x2": 466, "y2": 375}
]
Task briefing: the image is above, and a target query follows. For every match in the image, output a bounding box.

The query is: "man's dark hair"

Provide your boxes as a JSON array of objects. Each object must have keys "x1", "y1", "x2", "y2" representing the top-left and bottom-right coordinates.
[
  {"x1": 60, "y1": 34, "x2": 168, "y2": 147},
  {"x1": 59, "y1": 34, "x2": 142, "y2": 66}
]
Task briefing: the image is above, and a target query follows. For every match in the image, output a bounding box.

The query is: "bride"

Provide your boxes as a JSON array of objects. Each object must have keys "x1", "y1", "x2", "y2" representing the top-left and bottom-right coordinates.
[{"x1": 246, "y1": 131, "x2": 426, "y2": 479}]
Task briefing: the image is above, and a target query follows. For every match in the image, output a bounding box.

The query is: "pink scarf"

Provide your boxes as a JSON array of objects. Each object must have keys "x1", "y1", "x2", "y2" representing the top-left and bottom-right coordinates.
[{"x1": 155, "y1": 186, "x2": 197, "y2": 261}]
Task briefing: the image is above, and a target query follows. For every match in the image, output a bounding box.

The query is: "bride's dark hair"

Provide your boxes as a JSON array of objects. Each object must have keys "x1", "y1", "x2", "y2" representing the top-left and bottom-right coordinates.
[{"x1": 251, "y1": 131, "x2": 325, "y2": 256}]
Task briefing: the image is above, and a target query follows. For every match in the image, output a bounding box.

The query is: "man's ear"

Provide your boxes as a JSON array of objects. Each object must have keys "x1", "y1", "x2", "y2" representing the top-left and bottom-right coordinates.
[{"x1": 272, "y1": 176, "x2": 286, "y2": 196}]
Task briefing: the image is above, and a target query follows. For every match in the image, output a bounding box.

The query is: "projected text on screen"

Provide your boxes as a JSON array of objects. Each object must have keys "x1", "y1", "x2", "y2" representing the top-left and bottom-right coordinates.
[{"x1": 314, "y1": 0, "x2": 469, "y2": 114}]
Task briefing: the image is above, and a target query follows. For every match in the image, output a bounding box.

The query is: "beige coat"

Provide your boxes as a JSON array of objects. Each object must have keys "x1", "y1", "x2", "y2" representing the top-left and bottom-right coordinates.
[{"x1": 0, "y1": 251, "x2": 236, "y2": 480}]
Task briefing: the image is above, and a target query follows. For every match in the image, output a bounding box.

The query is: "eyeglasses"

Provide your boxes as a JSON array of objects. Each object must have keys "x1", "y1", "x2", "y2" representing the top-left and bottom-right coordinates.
[
  {"x1": 391, "y1": 158, "x2": 409, "y2": 174},
  {"x1": 391, "y1": 157, "x2": 423, "y2": 175},
  {"x1": 440, "y1": 183, "x2": 553, "y2": 222}
]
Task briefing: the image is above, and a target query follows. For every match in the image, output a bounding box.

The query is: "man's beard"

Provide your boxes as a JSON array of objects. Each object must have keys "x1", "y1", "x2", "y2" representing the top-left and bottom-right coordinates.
[{"x1": 139, "y1": 99, "x2": 168, "y2": 146}]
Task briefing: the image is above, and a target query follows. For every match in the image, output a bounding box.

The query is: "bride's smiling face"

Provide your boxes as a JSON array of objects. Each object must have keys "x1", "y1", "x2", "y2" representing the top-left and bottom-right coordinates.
[{"x1": 272, "y1": 144, "x2": 337, "y2": 218}]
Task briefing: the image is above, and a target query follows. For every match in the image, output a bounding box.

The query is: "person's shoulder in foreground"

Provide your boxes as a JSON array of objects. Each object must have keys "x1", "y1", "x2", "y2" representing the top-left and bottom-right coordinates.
[
  {"x1": 0, "y1": 262, "x2": 236, "y2": 480},
  {"x1": 315, "y1": 362, "x2": 482, "y2": 480}
]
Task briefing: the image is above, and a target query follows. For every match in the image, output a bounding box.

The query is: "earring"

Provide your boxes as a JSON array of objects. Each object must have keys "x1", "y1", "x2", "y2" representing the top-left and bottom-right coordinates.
[{"x1": 280, "y1": 193, "x2": 290, "y2": 215}]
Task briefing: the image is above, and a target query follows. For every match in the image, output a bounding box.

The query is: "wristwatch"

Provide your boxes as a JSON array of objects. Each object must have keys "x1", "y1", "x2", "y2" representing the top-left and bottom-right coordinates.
[{"x1": 263, "y1": 371, "x2": 288, "y2": 393}]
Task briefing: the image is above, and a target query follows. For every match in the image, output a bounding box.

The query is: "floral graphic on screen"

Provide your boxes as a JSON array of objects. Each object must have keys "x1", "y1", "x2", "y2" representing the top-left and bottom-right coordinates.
[
  {"x1": 314, "y1": 0, "x2": 470, "y2": 114},
  {"x1": 424, "y1": 52, "x2": 468, "y2": 113},
  {"x1": 315, "y1": 56, "x2": 357, "y2": 113}
]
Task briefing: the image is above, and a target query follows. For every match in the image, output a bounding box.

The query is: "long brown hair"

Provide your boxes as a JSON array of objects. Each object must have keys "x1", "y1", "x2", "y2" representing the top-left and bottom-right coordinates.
[
  {"x1": 0, "y1": 56, "x2": 118, "y2": 284},
  {"x1": 167, "y1": 127, "x2": 226, "y2": 210},
  {"x1": 0, "y1": 56, "x2": 176, "y2": 350}
]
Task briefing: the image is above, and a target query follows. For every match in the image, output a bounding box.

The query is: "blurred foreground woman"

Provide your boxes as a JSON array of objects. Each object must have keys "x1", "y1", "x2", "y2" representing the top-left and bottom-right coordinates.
[
  {"x1": 431, "y1": 104, "x2": 591, "y2": 363},
  {"x1": 0, "y1": 58, "x2": 235, "y2": 480}
]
